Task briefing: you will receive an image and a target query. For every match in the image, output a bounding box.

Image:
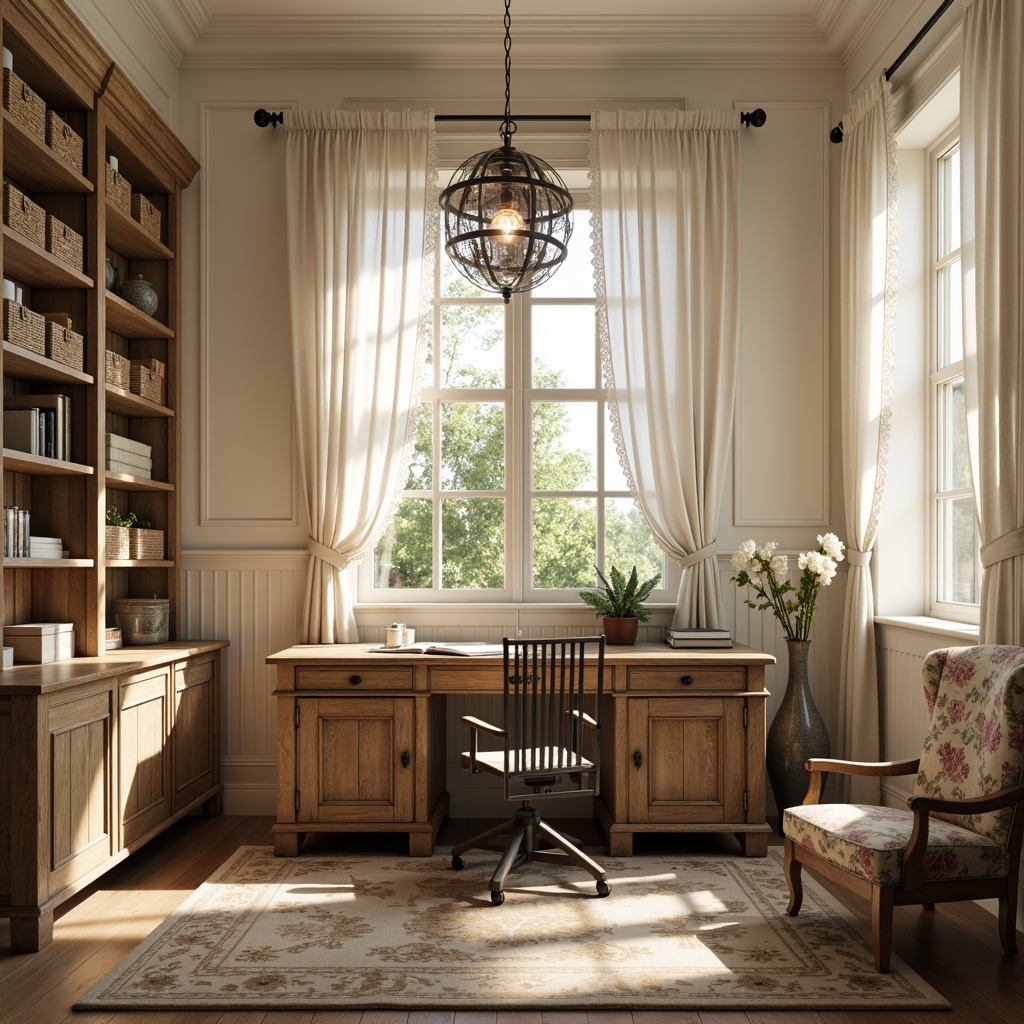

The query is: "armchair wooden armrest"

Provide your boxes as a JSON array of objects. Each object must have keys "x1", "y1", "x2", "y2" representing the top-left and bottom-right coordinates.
[
  {"x1": 570, "y1": 708, "x2": 598, "y2": 728},
  {"x1": 461, "y1": 715, "x2": 504, "y2": 774},
  {"x1": 902, "y1": 783, "x2": 1024, "y2": 890},
  {"x1": 801, "y1": 757, "x2": 921, "y2": 804}
]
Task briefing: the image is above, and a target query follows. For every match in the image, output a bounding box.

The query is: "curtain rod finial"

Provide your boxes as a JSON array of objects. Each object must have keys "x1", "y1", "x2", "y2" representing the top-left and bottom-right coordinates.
[
  {"x1": 830, "y1": 122, "x2": 844, "y2": 144},
  {"x1": 254, "y1": 109, "x2": 284, "y2": 128},
  {"x1": 741, "y1": 108, "x2": 766, "y2": 128}
]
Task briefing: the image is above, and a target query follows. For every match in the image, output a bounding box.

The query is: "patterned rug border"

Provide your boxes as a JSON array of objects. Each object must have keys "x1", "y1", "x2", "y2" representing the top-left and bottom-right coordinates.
[{"x1": 76, "y1": 846, "x2": 950, "y2": 1011}]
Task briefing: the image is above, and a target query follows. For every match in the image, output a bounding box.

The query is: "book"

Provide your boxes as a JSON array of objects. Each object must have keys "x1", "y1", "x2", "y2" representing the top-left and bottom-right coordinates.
[
  {"x1": 104, "y1": 446, "x2": 153, "y2": 470},
  {"x1": 372, "y1": 641, "x2": 506, "y2": 657},
  {"x1": 105, "y1": 431, "x2": 152, "y2": 458},
  {"x1": 665, "y1": 626, "x2": 731, "y2": 639},
  {"x1": 3, "y1": 407, "x2": 39, "y2": 455},
  {"x1": 106, "y1": 458, "x2": 152, "y2": 478}
]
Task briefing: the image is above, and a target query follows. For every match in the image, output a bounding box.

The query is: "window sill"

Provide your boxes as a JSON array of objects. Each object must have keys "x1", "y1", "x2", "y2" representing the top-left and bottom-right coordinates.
[{"x1": 874, "y1": 615, "x2": 979, "y2": 643}]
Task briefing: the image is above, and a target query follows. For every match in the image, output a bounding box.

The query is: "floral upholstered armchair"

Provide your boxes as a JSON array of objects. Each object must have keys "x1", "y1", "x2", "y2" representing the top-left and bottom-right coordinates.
[{"x1": 783, "y1": 645, "x2": 1024, "y2": 972}]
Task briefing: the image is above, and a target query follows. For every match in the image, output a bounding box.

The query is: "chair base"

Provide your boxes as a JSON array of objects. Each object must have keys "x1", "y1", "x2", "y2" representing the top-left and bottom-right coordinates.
[{"x1": 451, "y1": 803, "x2": 611, "y2": 904}]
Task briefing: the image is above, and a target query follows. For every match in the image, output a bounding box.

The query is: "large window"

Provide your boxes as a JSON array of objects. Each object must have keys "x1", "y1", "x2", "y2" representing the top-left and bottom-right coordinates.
[
  {"x1": 929, "y1": 134, "x2": 981, "y2": 617},
  {"x1": 365, "y1": 206, "x2": 669, "y2": 603}
]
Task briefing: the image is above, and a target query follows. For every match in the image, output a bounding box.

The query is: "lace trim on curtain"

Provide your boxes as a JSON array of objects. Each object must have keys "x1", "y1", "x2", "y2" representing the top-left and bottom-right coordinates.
[
  {"x1": 588, "y1": 114, "x2": 643, "y2": 517},
  {"x1": 365, "y1": 117, "x2": 440, "y2": 572}
]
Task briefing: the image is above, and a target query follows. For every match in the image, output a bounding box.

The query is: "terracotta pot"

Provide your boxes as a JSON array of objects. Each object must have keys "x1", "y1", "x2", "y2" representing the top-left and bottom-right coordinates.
[{"x1": 602, "y1": 616, "x2": 639, "y2": 645}]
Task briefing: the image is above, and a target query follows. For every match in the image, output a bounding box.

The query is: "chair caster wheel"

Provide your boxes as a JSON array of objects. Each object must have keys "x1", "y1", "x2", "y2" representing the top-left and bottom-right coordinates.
[
  {"x1": 596, "y1": 880, "x2": 611, "y2": 897},
  {"x1": 452, "y1": 856, "x2": 464, "y2": 870},
  {"x1": 491, "y1": 890, "x2": 505, "y2": 905}
]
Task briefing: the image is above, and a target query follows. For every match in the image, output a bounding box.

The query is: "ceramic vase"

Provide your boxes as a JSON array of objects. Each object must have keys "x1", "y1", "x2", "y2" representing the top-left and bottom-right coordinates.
[
  {"x1": 119, "y1": 274, "x2": 158, "y2": 316},
  {"x1": 765, "y1": 638, "x2": 829, "y2": 832}
]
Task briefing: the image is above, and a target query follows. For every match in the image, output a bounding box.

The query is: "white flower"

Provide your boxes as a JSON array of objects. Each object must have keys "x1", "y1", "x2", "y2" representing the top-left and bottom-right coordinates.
[
  {"x1": 757, "y1": 541, "x2": 777, "y2": 561},
  {"x1": 731, "y1": 539, "x2": 756, "y2": 570},
  {"x1": 818, "y1": 533, "x2": 845, "y2": 562},
  {"x1": 801, "y1": 550, "x2": 837, "y2": 584},
  {"x1": 771, "y1": 554, "x2": 789, "y2": 577}
]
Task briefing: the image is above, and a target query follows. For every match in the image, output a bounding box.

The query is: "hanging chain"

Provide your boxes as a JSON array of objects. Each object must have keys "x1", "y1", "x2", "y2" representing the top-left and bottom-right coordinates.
[{"x1": 500, "y1": 0, "x2": 516, "y2": 145}]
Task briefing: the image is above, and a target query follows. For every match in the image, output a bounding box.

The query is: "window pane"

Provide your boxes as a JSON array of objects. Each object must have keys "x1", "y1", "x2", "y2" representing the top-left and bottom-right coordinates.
[
  {"x1": 531, "y1": 402, "x2": 597, "y2": 490},
  {"x1": 938, "y1": 147, "x2": 960, "y2": 256},
  {"x1": 374, "y1": 498, "x2": 433, "y2": 589},
  {"x1": 531, "y1": 210, "x2": 594, "y2": 298},
  {"x1": 441, "y1": 498, "x2": 504, "y2": 588},
  {"x1": 937, "y1": 379, "x2": 970, "y2": 491},
  {"x1": 604, "y1": 407, "x2": 629, "y2": 491},
  {"x1": 604, "y1": 498, "x2": 662, "y2": 581},
  {"x1": 532, "y1": 497, "x2": 596, "y2": 588},
  {"x1": 440, "y1": 302, "x2": 504, "y2": 387},
  {"x1": 937, "y1": 495, "x2": 980, "y2": 604},
  {"x1": 441, "y1": 402, "x2": 504, "y2": 490},
  {"x1": 532, "y1": 306, "x2": 597, "y2": 388},
  {"x1": 937, "y1": 259, "x2": 962, "y2": 367},
  {"x1": 405, "y1": 403, "x2": 432, "y2": 489}
]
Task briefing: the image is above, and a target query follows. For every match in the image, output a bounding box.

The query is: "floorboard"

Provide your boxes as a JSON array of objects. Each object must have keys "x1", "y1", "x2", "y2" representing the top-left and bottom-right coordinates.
[{"x1": 0, "y1": 814, "x2": 1020, "y2": 1024}]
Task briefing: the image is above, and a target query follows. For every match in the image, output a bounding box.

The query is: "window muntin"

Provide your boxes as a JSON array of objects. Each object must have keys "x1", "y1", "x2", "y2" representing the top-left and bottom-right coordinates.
[{"x1": 367, "y1": 204, "x2": 669, "y2": 603}]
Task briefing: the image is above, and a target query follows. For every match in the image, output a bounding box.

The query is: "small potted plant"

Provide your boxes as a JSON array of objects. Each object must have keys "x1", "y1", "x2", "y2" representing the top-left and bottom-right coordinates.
[
  {"x1": 578, "y1": 564, "x2": 661, "y2": 645},
  {"x1": 105, "y1": 506, "x2": 131, "y2": 559}
]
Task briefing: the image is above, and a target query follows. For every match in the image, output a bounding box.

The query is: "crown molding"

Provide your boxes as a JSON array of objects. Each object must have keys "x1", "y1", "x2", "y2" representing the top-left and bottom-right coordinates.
[{"x1": 134, "y1": 8, "x2": 853, "y2": 70}]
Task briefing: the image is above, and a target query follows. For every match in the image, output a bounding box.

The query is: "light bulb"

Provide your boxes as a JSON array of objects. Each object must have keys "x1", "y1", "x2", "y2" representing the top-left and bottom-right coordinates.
[{"x1": 490, "y1": 204, "x2": 525, "y2": 240}]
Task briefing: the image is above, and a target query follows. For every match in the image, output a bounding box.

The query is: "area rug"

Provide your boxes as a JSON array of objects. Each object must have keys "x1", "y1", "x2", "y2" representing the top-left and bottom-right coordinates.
[{"x1": 77, "y1": 845, "x2": 949, "y2": 1010}]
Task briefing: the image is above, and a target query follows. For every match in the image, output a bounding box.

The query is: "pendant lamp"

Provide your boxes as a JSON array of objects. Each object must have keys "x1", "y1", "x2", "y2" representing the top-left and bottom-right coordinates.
[{"x1": 439, "y1": 0, "x2": 573, "y2": 303}]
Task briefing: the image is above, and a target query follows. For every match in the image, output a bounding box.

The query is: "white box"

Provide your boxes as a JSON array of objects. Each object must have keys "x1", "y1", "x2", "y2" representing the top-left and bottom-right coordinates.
[
  {"x1": 2, "y1": 646, "x2": 12, "y2": 668},
  {"x1": 5, "y1": 622, "x2": 74, "y2": 663}
]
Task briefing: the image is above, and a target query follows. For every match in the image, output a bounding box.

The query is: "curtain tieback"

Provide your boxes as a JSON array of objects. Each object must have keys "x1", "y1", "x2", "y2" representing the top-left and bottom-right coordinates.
[
  {"x1": 845, "y1": 548, "x2": 872, "y2": 568},
  {"x1": 307, "y1": 537, "x2": 351, "y2": 573},
  {"x1": 980, "y1": 526, "x2": 1024, "y2": 569},
  {"x1": 679, "y1": 543, "x2": 716, "y2": 569}
]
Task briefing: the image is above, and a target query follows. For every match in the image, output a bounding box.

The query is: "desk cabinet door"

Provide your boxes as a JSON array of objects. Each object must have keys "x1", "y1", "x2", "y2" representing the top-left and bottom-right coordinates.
[
  {"x1": 626, "y1": 696, "x2": 745, "y2": 824},
  {"x1": 119, "y1": 666, "x2": 172, "y2": 847},
  {"x1": 296, "y1": 697, "x2": 414, "y2": 824},
  {"x1": 172, "y1": 654, "x2": 220, "y2": 812}
]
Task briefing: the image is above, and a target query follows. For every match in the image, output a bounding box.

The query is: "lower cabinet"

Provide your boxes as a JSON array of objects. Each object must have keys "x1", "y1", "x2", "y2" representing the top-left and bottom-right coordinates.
[
  {"x1": 0, "y1": 644, "x2": 225, "y2": 952},
  {"x1": 295, "y1": 697, "x2": 415, "y2": 824}
]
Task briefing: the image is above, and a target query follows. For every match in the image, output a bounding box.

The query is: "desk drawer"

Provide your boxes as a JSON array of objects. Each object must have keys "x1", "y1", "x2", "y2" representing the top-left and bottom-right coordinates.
[
  {"x1": 428, "y1": 667, "x2": 504, "y2": 693},
  {"x1": 626, "y1": 666, "x2": 746, "y2": 692},
  {"x1": 295, "y1": 666, "x2": 414, "y2": 691}
]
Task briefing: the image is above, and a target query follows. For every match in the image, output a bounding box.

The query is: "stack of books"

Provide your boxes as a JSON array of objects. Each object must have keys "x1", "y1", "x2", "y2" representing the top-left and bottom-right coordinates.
[
  {"x1": 29, "y1": 535, "x2": 66, "y2": 559},
  {"x1": 106, "y1": 432, "x2": 152, "y2": 478},
  {"x1": 3, "y1": 505, "x2": 30, "y2": 556},
  {"x1": 3, "y1": 394, "x2": 71, "y2": 460},
  {"x1": 664, "y1": 626, "x2": 733, "y2": 649}
]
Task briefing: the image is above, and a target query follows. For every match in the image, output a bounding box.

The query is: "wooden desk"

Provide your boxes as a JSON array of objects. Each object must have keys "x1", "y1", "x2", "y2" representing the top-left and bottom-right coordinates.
[{"x1": 267, "y1": 642, "x2": 774, "y2": 858}]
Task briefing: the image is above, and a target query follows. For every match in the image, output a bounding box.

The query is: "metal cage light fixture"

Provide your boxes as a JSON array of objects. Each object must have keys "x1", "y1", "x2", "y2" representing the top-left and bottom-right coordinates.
[{"x1": 439, "y1": 0, "x2": 573, "y2": 303}]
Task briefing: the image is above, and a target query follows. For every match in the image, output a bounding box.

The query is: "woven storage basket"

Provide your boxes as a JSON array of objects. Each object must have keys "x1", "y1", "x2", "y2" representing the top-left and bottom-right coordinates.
[
  {"x1": 130, "y1": 362, "x2": 162, "y2": 403},
  {"x1": 105, "y1": 525, "x2": 129, "y2": 560},
  {"x1": 105, "y1": 349, "x2": 130, "y2": 389},
  {"x1": 3, "y1": 182, "x2": 46, "y2": 247},
  {"x1": 129, "y1": 527, "x2": 164, "y2": 560},
  {"x1": 45, "y1": 321, "x2": 84, "y2": 370},
  {"x1": 3, "y1": 299, "x2": 46, "y2": 354},
  {"x1": 45, "y1": 214, "x2": 84, "y2": 271},
  {"x1": 106, "y1": 163, "x2": 131, "y2": 215},
  {"x1": 130, "y1": 193, "x2": 161, "y2": 240},
  {"x1": 45, "y1": 111, "x2": 84, "y2": 173},
  {"x1": 2, "y1": 68, "x2": 46, "y2": 141}
]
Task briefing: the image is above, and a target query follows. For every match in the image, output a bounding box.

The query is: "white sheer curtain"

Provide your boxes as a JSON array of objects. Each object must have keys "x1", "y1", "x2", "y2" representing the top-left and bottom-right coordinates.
[
  {"x1": 960, "y1": 0, "x2": 1024, "y2": 645},
  {"x1": 836, "y1": 77, "x2": 898, "y2": 803},
  {"x1": 285, "y1": 109, "x2": 435, "y2": 642},
  {"x1": 589, "y1": 109, "x2": 741, "y2": 627}
]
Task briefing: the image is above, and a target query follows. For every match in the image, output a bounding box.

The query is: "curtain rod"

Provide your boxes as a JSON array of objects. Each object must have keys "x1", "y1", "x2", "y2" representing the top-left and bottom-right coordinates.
[
  {"x1": 253, "y1": 108, "x2": 767, "y2": 129},
  {"x1": 830, "y1": 0, "x2": 954, "y2": 143}
]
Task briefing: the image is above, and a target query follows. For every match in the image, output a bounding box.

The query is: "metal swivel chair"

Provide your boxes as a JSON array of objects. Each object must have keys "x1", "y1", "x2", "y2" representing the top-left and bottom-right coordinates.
[{"x1": 451, "y1": 635, "x2": 611, "y2": 904}]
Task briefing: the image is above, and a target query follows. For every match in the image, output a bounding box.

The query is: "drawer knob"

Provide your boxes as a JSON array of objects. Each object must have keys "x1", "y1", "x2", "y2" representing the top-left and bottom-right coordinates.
[
  {"x1": 400, "y1": 750, "x2": 411, "y2": 768},
  {"x1": 633, "y1": 749, "x2": 643, "y2": 768},
  {"x1": 680, "y1": 674, "x2": 694, "y2": 686},
  {"x1": 349, "y1": 674, "x2": 362, "y2": 686}
]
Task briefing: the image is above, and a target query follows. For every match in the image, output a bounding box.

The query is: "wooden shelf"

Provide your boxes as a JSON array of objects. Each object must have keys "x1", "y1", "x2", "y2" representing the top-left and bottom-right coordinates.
[
  {"x1": 104, "y1": 291, "x2": 174, "y2": 339},
  {"x1": 106, "y1": 559, "x2": 174, "y2": 569},
  {"x1": 2, "y1": 226, "x2": 92, "y2": 289},
  {"x1": 3, "y1": 557, "x2": 93, "y2": 568},
  {"x1": 105, "y1": 385, "x2": 174, "y2": 418},
  {"x1": 105, "y1": 201, "x2": 172, "y2": 260},
  {"x1": 2, "y1": 449, "x2": 93, "y2": 475},
  {"x1": 2, "y1": 110, "x2": 92, "y2": 194},
  {"x1": 104, "y1": 471, "x2": 173, "y2": 493},
  {"x1": 2, "y1": 341, "x2": 93, "y2": 385}
]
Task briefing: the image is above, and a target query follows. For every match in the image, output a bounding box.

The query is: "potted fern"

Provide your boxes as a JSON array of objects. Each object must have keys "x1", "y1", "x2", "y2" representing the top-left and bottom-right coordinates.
[{"x1": 578, "y1": 564, "x2": 661, "y2": 645}]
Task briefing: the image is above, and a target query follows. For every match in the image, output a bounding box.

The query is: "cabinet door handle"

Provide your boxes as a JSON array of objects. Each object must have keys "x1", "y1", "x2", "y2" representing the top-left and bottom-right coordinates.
[
  {"x1": 348, "y1": 674, "x2": 362, "y2": 686},
  {"x1": 400, "y1": 750, "x2": 411, "y2": 768},
  {"x1": 633, "y1": 749, "x2": 643, "y2": 768},
  {"x1": 680, "y1": 674, "x2": 694, "y2": 686}
]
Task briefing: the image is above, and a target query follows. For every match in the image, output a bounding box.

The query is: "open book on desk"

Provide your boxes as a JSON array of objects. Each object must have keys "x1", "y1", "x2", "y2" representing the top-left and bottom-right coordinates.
[{"x1": 371, "y1": 641, "x2": 506, "y2": 657}]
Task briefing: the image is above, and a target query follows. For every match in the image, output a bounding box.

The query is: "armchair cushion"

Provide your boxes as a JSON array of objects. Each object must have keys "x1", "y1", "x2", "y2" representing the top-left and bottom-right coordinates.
[
  {"x1": 914, "y1": 645, "x2": 1024, "y2": 843},
  {"x1": 784, "y1": 803, "x2": 1009, "y2": 886}
]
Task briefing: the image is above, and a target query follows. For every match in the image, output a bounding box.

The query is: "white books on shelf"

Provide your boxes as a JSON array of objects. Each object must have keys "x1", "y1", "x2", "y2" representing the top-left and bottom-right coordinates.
[
  {"x1": 105, "y1": 432, "x2": 151, "y2": 458},
  {"x1": 372, "y1": 641, "x2": 506, "y2": 657},
  {"x1": 29, "y1": 536, "x2": 64, "y2": 558},
  {"x1": 104, "y1": 446, "x2": 152, "y2": 471},
  {"x1": 106, "y1": 458, "x2": 152, "y2": 478}
]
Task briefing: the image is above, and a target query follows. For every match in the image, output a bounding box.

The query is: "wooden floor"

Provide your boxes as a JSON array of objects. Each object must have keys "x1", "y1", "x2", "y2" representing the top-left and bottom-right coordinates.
[{"x1": 1, "y1": 814, "x2": 1021, "y2": 1024}]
